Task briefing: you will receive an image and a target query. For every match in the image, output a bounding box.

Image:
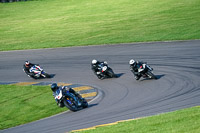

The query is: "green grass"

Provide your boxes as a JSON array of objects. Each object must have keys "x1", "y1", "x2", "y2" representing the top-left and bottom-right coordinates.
[
  {"x1": 0, "y1": 85, "x2": 66, "y2": 130},
  {"x1": 0, "y1": 0, "x2": 200, "y2": 51},
  {"x1": 72, "y1": 106, "x2": 200, "y2": 133}
]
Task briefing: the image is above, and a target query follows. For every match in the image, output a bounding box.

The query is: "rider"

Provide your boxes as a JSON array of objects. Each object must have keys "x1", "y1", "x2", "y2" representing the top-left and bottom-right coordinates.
[
  {"x1": 91, "y1": 59, "x2": 108, "y2": 79},
  {"x1": 129, "y1": 59, "x2": 145, "y2": 80},
  {"x1": 23, "y1": 61, "x2": 37, "y2": 76},
  {"x1": 51, "y1": 83, "x2": 83, "y2": 107}
]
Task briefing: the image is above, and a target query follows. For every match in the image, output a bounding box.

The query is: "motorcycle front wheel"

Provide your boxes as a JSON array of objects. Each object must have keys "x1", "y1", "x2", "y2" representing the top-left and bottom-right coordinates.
[
  {"x1": 81, "y1": 98, "x2": 88, "y2": 108},
  {"x1": 63, "y1": 98, "x2": 79, "y2": 112},
  {"x1": 43, "y1": 73, "x2": 51, "y2": 78},
  {"x1": 107, "y1": 68, "x2": 115, "y2": 78},
  {"x1": 146, "y1": 71, "x2": 157, "y2": 79}
]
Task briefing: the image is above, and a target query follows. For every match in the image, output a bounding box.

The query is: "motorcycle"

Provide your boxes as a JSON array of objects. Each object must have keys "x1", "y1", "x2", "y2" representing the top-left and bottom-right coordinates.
[
  {"x1": 137, "y1": 63, "x2": 157, "y2": 79},
  {"x1": 55, "y1": 87, "x2": 88, "y2": 112},
  {"x1": 97, "y1": 62, "x2": 116, "y2": 79},
  {"x1": 23, "y1": 65, "x2": 50, "y2": 79}
]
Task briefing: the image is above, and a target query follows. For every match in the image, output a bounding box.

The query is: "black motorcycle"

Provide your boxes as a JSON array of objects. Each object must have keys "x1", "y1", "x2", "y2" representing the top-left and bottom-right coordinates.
[
  {"x1": 133, "y1": 63, "x2": 157, "y2": 80},
  {"x1": 55, "y1": 87, "x2": 88, "y2": 112},
  {"x1": 96, "y1": 62, "x2": 116, "y2": 79}
]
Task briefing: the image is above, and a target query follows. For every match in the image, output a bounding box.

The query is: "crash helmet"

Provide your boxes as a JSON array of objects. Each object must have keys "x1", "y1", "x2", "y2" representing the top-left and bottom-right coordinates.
[
  {"x1": 129, "y1": 59, "x2": 135, "y2": 65},
  {"x1": 51, "y1": 83, "x2": 58, "y2": 92},
  {"x1": 92, "y1": 59, "x2": 97, "y2": 64},
  {"x1": 25, "y1": 61, "x2": 30, "y2": 66}
]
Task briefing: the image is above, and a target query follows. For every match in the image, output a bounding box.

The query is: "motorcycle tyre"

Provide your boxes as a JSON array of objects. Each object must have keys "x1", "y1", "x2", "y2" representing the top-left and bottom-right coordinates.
[
  {"x1": 43, "y1": 73, "x2": 51, "y2": 78},
  {"x1": 31, "y1": 76, "x2": 38, "y2": 80},
  {"x1": 29, "y1": 74, "x2": 39, "y2": 79},
  {"x1": 107, "y1": 68, "x2": 115, "y2": 78},
  {"x1": 135, "y1": 76, "x2": 140, "y2": 80},
  {"x1": 97, "y1": 74, "x2": 104, "y2": 80},
  {"x1": 81, "y1": 99, "x2": 88, "y2": 108},
  {"x1": 146, "y1": 71, "x2": 157, "y2": 79},
  {"x1": 63, "y1": 98, "x2": 79, "y2": 112}
]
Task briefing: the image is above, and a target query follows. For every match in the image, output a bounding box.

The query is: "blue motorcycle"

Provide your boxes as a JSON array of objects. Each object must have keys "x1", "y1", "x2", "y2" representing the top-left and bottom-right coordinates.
[{"x1": 55, "y1": 87, "x2": 88, "y2": 112}]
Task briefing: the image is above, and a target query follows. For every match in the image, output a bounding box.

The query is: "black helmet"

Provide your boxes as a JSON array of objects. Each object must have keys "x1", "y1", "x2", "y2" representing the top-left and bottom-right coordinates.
[{"x1": 51, "y1": 83, "x2": 58, "y2": 92}]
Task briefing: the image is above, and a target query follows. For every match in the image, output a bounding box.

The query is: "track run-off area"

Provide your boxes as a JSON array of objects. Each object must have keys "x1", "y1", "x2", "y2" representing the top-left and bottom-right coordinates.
[{"x1": 0, "y1": 40, "x2": 200, "y2": 133}]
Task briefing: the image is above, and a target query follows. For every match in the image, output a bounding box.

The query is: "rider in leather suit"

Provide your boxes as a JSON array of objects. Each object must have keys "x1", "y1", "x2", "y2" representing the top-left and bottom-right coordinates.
[
  {"x1": 23, "y1": 61, "x2": 37, "y2": 77},
  {"x1": 91, "y1": 59, "x2": 107, "y2": 79},
  {"x1": 129, "y1": 59, "x2": 144, "y2": 80},
  {"x1": 51, "y1": 83, "x2": 82, "y2": 107}
]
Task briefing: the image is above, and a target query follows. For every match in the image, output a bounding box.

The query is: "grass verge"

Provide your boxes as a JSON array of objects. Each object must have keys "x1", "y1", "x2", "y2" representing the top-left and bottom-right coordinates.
[
  {"x1": 0, "y1": 0, "x2": 200, "y2": 51},
  {"x1": 72, "y1": 106, "x2": 200, "y2": 133},
  {"x1": 0, "y1": 85, "x2": 66, "y2": 130}
]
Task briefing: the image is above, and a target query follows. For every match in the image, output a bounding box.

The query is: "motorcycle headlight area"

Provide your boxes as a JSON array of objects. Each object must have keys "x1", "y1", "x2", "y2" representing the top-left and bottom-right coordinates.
[{"x1": 102, "y1": 66, "x2": 107, "y2": 71}]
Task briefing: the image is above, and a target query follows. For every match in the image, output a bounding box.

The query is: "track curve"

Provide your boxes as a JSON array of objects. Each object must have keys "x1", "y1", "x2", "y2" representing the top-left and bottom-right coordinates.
[{"x1": 0, "y1": 40, "x2": 200, "y2": 133}]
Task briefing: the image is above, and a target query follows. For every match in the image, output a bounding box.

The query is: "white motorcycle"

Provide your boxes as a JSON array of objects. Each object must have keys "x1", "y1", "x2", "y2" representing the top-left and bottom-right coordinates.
[
  {"x1": 24, "y1": 65, "x2": 50, "y2": 79},
  {"x1": 97, "y1": 62, "x2": 116, "y2": 79},
  {"x1": 137, "y1": 63, "x2": 157, "y2": 79}
]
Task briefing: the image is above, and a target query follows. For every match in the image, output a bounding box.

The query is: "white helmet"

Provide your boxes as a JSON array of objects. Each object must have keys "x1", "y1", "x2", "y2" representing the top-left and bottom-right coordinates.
[
  {"x1": 92, "y1": 59, "x2": 97, "y2": 64},
  {"x1": 25, "y1": 61, "x2": 30, "y2": 65},
  {"x1": 129, "y1": 59, "x2": 135, "y2": 65}
]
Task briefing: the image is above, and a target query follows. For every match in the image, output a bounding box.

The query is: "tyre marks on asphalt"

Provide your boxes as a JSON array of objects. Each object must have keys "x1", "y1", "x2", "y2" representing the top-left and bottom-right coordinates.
[{"x1": 0, "y1": 82, "x2": 97, "y2": 101}]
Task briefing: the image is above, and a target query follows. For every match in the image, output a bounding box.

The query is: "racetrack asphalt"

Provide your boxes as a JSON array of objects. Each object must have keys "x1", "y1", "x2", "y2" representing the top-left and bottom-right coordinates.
[{"x1": 0, "y1": 40, "x2": 200, "y2": 133}]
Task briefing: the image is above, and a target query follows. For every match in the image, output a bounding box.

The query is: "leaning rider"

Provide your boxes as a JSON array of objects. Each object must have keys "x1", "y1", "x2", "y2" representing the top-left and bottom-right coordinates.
[
  {"x1": 91, "y1": 59, "x2": 107, "y2": 79},
  {"x1": 50, "y1": 83, "x2": 83, "y2": 107},
  {"x1": 129, "y1": 59, "x2": 145, "y2": 80},
  {"x1": 23, "y1": 61, "x2": 37, "y2": 76}
]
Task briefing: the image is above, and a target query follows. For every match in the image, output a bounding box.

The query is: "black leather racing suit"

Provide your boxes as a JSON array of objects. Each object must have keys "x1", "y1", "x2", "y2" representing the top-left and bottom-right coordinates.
[
  {"x1": 91, "y1": 61, "x2": 105, "y2": 79},
  {"x1": 130, "y1": 61, "x2": 144, "y2": 80},
  {"x1": 23, "y1": 63, "x2": 36, "y2": 76}
]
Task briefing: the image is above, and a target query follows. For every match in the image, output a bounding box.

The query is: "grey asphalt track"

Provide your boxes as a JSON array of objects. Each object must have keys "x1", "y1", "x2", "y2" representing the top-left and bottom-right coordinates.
[{"x1": 0, "y1": 40, "x2": 200, "y2": 133}]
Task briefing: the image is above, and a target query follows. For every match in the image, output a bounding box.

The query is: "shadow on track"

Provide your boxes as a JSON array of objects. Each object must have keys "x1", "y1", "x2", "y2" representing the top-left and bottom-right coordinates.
[
  {"x1": 49, "y1": 74, "x2": 56, "y2": 78},
  {"x1": 156, "y1": 74, "x2": 165, "y2": 79},
  {"x1": 140, "y1": 74, "x2": 165, "y2": 81},
  {"x1": 115, "y1": 73, "x2": 125, "y2": 78},
  {"x1": 88, "y1": 103, "x2": 98, "y2": 108}
]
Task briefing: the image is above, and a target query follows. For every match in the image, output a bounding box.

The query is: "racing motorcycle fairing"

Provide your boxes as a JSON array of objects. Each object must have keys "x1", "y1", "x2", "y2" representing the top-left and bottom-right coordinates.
[
  {"x1": 133, "y1": 63, "x2": 156, "y2": 80},
  {"x1": 96, "y1": 63, "x2": 116, "y2": 79},
  {"x1": 55, "y1": 87, "x2": 88, "y2": 112},
  {"x1": 23, "y1": 65, "x2": 50, "y2": 79}
]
